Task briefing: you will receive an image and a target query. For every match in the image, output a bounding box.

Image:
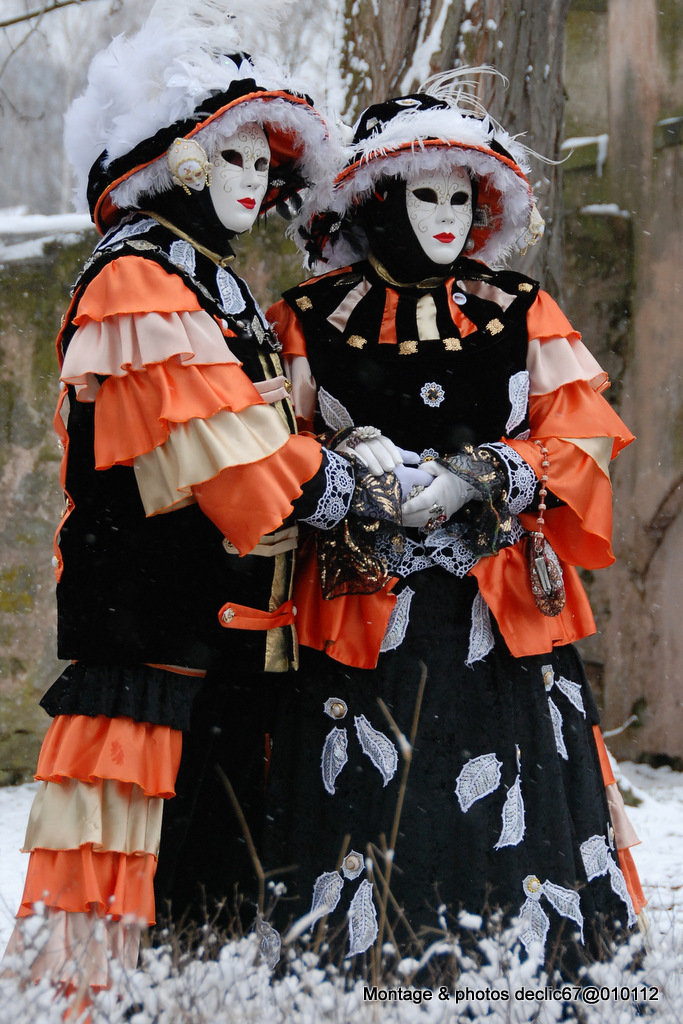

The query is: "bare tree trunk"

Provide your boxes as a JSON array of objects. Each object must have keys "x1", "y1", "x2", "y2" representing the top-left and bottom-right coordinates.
[{"x1": 338, "y1": 0, "x2": 571, "y2": 292}]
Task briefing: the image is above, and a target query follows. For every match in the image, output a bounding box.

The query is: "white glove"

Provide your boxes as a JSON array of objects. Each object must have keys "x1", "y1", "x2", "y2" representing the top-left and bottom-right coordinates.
[
  {"x1": 335, "y1": 427, "x2": 404, "y2": 475},
  {"x1": 393, "y1": 463, "x2": 435, "y2": 499},
  {"x1": 401, "y1": 460, "x2": 478, "y2": 529}
]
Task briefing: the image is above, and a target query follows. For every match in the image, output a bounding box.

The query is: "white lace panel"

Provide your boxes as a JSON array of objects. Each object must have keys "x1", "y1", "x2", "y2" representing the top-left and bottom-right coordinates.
[
  {"x1": 300, "y1": 450, "x2": 355, "y2": 531},
  {"x1": 377, "y1": 535, "x2": 436, "y2": 578},
  {"x1": 494, "y1": 773, "x2": 526, "y2": 849},
  {"x1": 380, "y1": 586, "x2": 414, "y2": 653},
  {"x1": 466, "y1": 591, "x2": 495, "y2": 666},
  {"x1": 169, "y1": 239, "x2": 196, "y2": 278},
  {"x1": 354, "y1": 715, "x2": 398, "y2": 787},
  {"x1": 423, "y1": 528, "x2": 479, "y2": 577},
  {"x1": 255, "y1": 918, "x2": 281, "y2": 970},
  {"x1": 548, "y1": 696, "x2": 568, "y2": 760},
  {"x1": 318, "y1": 387, "x2": 355, "y2": 432},
  {"x1": 215, "y1": 267, "x2": 247, "y2": 315},
  {"x1": 455, "y1": 752, "x2": 502, "y2": 813},
  {"x1": 483, "y1": 442, "x2": 538, "y2": 514},
  {"x1": 347, "y1": 879, "x2": 378, "y2": 956},
  {"x1": 505, "y1": 370, "x2": 530, "y2": 435},
  {"x1": 310, "y1": 871, "x2": 344, "y2": 921},
  {"x1": 580, "y1": 834, "x2": 636, "y2": 927},
  {"x1": 321, "y1": 727, "x2": 349, "y2": 796}
]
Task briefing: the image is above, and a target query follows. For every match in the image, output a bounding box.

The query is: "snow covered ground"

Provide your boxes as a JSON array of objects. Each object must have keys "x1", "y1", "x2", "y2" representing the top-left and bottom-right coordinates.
[{"x1": 0, "y1": 760, "x2": 680, "y2": 1022}]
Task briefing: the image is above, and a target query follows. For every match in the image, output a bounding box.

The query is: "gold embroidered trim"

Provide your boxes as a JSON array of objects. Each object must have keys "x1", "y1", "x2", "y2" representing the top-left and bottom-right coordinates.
[
  {"x1": 518, "y1": 282, "x2": 533, "y2": 292},
  {"x1": 368, "y1": 253, "x2": 448, "y2": 290},
  {"x1": 443, "y1": 337, "x2": 462, "y2": 351},
  {"x1": 347, "y1": 335, "x2": 367, "y2": 349},
  {"x1": 486, "y1": 318, "x2": 504, "y2": 335},
  {"x1": 399, "y1": 340, "x2": 418, "y2": 355},
  {"x1": 296, "y1": 295, "x2": 313, "y2": 311}
]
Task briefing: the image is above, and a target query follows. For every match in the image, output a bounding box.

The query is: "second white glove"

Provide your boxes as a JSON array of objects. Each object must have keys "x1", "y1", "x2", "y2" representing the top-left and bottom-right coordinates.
[{"x1": 401, "y1": 460, "x2": 479, "y2": 529}]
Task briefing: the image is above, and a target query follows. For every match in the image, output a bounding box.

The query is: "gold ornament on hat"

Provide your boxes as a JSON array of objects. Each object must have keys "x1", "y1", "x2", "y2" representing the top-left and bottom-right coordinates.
[
  {"x1": 166, "y1": 138, "x2": 212, "y2": 194},
  {"x1": 517, "y1": 200, "x2": 546, "y2": 255}
]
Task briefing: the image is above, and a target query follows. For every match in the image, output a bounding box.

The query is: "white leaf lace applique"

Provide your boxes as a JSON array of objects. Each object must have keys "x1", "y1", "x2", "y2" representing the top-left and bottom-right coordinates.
[
  {"x1": 505, "y1": 370, "x2": 530, "y2": 434},
  {"x1": 255, "y1": 918, "x2": 281, "y2": 970},
  {"x1": 354, "y1": 715, "x2": 398, "y2": 786},
  {"x1": 519, "y1": 896, "x2": 550, "y2": 954},
  {"x1": 542, "y1": 881, "x2": 584, "y2": 943},
  {"x1": 494, "y1": 772, "x2": 526, "y2": 849},
  {"x1": 547, "y1": 696, "x2": 568, "y2": 760},
  {"x1": 169, "y1": 239, "x2": 196, "y2": 277},
  {"x1": 455, "y1": 753, "x2": 502, "y2": 813},
  {"x1": 318, "y1": 387, "x2": 354, "y2": 432},
  {"x1": 347, "y1": 879, "x2": 378, "y2": 956},
  {"x1": 300, "y1": 450, "x2": 354, "y2": 530},
  {"x1": 555, "y1": 677, "x2": 586, "y2": 717},
  {"x1": 380, "y1": 586, "x2": 414, "y2": 653},
  {"x1": 519, "y1": 875, "x2": 584, "y2": 954},
  {"x1": 96, "y1": 217, "x2": 156, "y2": 251},
  {"x1": 466, "y1": 591, "x2": 494, "y2": 666},
  {"x1": 321, "y1": 727, "x2": 348, "y2": 795},
  {"x1": 215, "y1": 267, "x2": 246, "y2": 315},
  {"x1": 580, "y1": 834, "x2": 636, "y2": 927},
  {"x1": 310, "y1": 871, "x2": 344, "y2": 921}
]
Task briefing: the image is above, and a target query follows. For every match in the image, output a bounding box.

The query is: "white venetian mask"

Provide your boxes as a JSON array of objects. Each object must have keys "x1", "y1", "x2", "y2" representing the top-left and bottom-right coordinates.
[
  {"x1": 405, "y1": 167, "x2": 473, "y2": 264},
  {"x1": 209, "y1": 123, "x2": 270, "y2": 233}
]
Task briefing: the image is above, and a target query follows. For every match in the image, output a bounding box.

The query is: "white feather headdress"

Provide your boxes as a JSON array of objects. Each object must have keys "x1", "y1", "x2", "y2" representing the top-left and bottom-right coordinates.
[
  {"x1": 296, "y1": 67, "x2": 540, "y2": 269},
  {"x1": 64, "y1": 0, "x2": 333, "y2": 229}
]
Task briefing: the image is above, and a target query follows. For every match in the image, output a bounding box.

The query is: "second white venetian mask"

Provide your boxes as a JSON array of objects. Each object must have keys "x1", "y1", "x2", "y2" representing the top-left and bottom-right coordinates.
[
  {"x1": 209, "y1": 123, "x2": 270, "y2": 233},
  {"x1": 405, "y1": 167, "x2": 473, "y2": 264}
]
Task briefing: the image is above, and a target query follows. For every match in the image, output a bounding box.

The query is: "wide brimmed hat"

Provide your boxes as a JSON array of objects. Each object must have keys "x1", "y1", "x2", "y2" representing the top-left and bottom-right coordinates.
[
  {"x1": 300, "y1": 69, "x2": 541, "y2": 269},
  {"x1": 64, "y1": 2, "x2": 332, "y2": 233}
]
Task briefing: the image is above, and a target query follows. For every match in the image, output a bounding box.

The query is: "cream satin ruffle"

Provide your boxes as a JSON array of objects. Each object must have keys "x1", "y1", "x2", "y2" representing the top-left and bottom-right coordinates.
[
  {"x1": 528, "y1": 335, "x2": 608, "y2": 397},
  {"x1": 62, "y1": 310, "x2": 237, "y2": 401},
  {"x1": 23, "y1": 778, "x2": 163, "y2": 857},
  {"x1": 135, "y1": 403, "x2": 291, "y2": 515}
]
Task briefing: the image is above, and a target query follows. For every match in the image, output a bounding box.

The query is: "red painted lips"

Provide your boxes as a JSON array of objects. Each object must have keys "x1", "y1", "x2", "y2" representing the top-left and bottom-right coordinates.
[
  {"x1": 434, "y1": 232, "x2": 455, "y2": 243},
  {"x1": 238, "y1": 197, "x2": 256, "y2": 209}
]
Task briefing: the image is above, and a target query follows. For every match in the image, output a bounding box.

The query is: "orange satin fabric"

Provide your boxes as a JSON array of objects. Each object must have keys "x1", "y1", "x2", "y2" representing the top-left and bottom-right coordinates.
[
  {"x1": 36, "y1": 715, "x2": 181, "y2": 798},
  {"x1": 524, "y1": 380, "x2": 634, "y2": 452},
  {"x1": 526, "y1": 289, "x2": 582, "y2": 344},
  {"x1": 17, "y1": 846, "x2": 157, "y2": 924},
  {"x1": 73, "y1": 256, "x2": 203, "y2": 323},
  {"x1": 193, "y1": 433, "x2": 323, "y2": 554},
  {"x1": 378, "y1": 287, "x2": 399, "y2": 345},
  {"x1": 292, "y1": 540, "x2": 398, "y2": 670},
  {"x1": 618, "y1": 849, "x2": 647, "y2": 915},
  {"x1": 592, "y1": 725, "x2": 617, "y2": 786},
  {"x1": 471, "y1": 546, "x2": 596, "y2": 658},
  {"x1": 268, "y1": 299, "x2": 308, "y2": 358},
  {"x1": 591, "y1": 725, "x2": 647, "y2": 914},
  {"x1": 94, "y1": 360, "x2": 265, "y2": 467}
]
